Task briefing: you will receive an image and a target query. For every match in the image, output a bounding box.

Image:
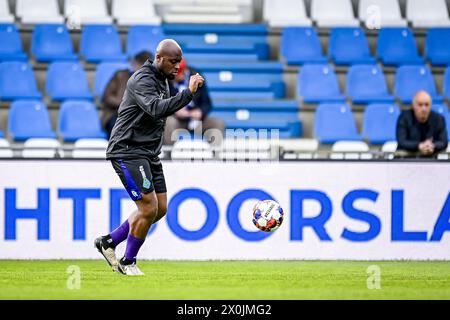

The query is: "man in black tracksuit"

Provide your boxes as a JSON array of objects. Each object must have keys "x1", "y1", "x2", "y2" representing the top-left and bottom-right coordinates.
[{"x1": 95, "y1": 39, "x2": 205, "y2": 276}]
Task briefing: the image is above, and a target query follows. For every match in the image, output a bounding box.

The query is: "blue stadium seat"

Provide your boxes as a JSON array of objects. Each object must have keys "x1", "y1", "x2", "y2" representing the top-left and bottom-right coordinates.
[
  {"x1": 58, "y1": 100, "x2": 107, "y2": 141},
  {"x1": 184, "y1": 53, "x2": 259, "y2": 63},
  {"x1": 377, "y1": 28, "x2": 423, "y2": 66},
  {"x1": 212, "y1": 100, "x2": 299, "y2": 113},
  {"x1": 0, "y1": 24, "x2": 27, "y2": 62},
  {"x1": 0, "y1": 61, "x2": 41, "y2": 100},
  {"x1": 314, "y1": 103, "x2": 362, "y2": 144},
  {"x1": 190, "y1": 62, "x2": 283, "y2": 74},
  {"x1": 394, "y1": 65, "x2": 443, "y2": 104},
  {"x1": 126, "y1": 25, "x2": 164, "y2": 58},
  {"x1": 211, "y1": 102, "x2": 302, "y2": 139},
  {"x1": 94, "y1": 62, "x2": 130, "y2": 98},
  {"x1": 163, "y1": 24, "x2": 268, "y2": 36},
  {"x1": 362, "y1": 103, "x2": 400, "y2": 144},
  {"x1": 8, "y1": 100, "x2": 56, "y2": 141},
  {"x1": 298, "y1": 64, "x2": 345, "y2": 103},
  {"x1": 210, "y1": 111, "x2": 301, "y2": 138},
  {"x1": 31, "y1": 24, "x2": 78, "y2": 62},
  {"x1": 210, "y1": 91, "x2": 275, "y2": 101},
  {"x1": 280, "y1": 27, "x2": 327, "y2": 65},
  {"x1": 329, "y1": 28, "x2": 375, "y2": 65},
  {"x1": 444, "y1": 67, "x2": 450, "y2": 100},
  {"x1": 80, "y1": 25, "x2": 127, "y2": 63},
  {"x1": 46, "y1": 62, "x2": 92, "y2": 101},
  {"x1": 176, "y1": 35, "x2": 270, "y2": 60},
  {"x1": 425, "y1": 28, "x2": 450, "y2": 66},
  {"x1": 204, "y1": 72, "x2": 285, "y2": 98},
  {"x1": 346, "y1": 64, "x2": 394, "y2": 104},
  {"x1": 432, "y1": 104, "x2": 450, "y2": 134}
]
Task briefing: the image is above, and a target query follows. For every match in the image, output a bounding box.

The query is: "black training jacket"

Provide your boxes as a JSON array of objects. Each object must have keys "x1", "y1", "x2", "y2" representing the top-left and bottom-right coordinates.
[
  {"x1": 106, "y1": 60, "x2": 193, "y2": 159},
  {"x1": 396, "y1": 109, "x2": 448, "y2": 153}
]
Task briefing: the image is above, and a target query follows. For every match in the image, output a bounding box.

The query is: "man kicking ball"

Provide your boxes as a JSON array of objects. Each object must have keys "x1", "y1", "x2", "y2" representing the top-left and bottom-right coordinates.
[{"x1": 94, "y1": 39, "x2": 204, "y2": 276}]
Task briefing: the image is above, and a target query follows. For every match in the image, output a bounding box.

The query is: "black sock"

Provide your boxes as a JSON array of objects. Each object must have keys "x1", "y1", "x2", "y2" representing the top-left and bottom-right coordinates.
[
  {"x1": 120, "y1": 257, "x2": 136, "y2": 265},
  {"x1": 102, "y1": 235, "x2": 115, "y2": 249}
]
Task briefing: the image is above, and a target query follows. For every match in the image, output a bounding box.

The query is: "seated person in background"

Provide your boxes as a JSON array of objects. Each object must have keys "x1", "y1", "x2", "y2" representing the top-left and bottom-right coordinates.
[
  {"x1": 101, "y1": 51, "x2": 153, "y2": 138},
  {"x1": 396, "y1": 90, "x2": 448, "y2": 157},
  {"x1": 163, "y1": 58, "x2": 225, "y2": 145}
]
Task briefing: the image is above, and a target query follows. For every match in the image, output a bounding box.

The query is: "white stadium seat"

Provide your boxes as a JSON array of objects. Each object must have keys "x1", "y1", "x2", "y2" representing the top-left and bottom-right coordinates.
[
  {"x1": 279, "y1": 139, "x2": 319, "y2": 159},
  {"x1": 263, "y1": 0, "x2": 312, "y2": 27},
  {"x1": 0, "y1": 0, "x2": 14, "y2": 23},
  {"x1": 359, "y1": 0, "x2": 407, "y2": 28},
  {"x1": 64, "y1": 0, "x2": 112, "y2": 25},
  {"x1": 219, "y1": 138, "x2": 272, "y2": 160},
  {"x1": 72, "y1": 138, "x2": 108, "y2": 159},
  {"x1": 406, "y1": 0, "x2": 450, "y2": 27},
  {"x1": 157, "y1": 0, "x2": 252, "y2": 23},
  {"x1": 112, "y1": 0, "x2": 161, "y2": 26},
  {"x1": 381, "y1": 141, "x2": 398, "y2": 153},
  {"x1": 22, "y1": 138, "x2": 64, "y2": 158},
  {"x1": 311, "y1": 0, "x2": 360, "y2": 27},
  {"x1": 0, "y1": 138, "x2": 13, "y2": 158},
  {"x1": 331, "y1": 141, "x2": 372, "y2": 160},
  {"x1": 17, "y1": 0, "x2": 64, "y2": 24},
  {"x1": 171, "y1": 140, "x2": 214, "y2": 160}
]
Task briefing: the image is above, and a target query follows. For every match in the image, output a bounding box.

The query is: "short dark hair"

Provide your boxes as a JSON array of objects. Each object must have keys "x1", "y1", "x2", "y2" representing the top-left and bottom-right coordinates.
[{"x1": 133, "y1": 51, "x2": 153, "y2": 65}]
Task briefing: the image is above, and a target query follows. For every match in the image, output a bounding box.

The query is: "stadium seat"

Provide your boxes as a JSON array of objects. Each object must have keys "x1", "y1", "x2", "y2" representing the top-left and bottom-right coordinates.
[
  {"x1": 298, "y1": 64, "x2": 345, "y2": 103},
  {"x1": 80, "y1": 25, "x2": 127, "y2": 63},
  {"x1": 219, "y1": 138, "x2": 272, "y2": 160},
  {"x1": 382, "y1": 141, "x2": 398, "y2": 153},
  {"x1": 112, "y1": 0, "x2": 161, "y2": 26},
  {"x1": 0, "y1": 61, "x2": 41, "y2": 100},
  {"x1": 0, "y1": 24, "x2": 27, "y2": 62},
  {"x1": 394, "y1": 65, "x2": 443, "y2": 104},
  {"x1": 432, "y1": 104, "x2": 450, "y2": 134},
  {"x1": 161, "y1": 0, "x2": 251, "y2": 24},
  {"x1": 31, "y1": 24, "x2": 78, "y2": 62},
  {"x1": 359, "y1": 0, "x2": 407, "y2": 28},
  {"x1": 314, "y1": 103, "x2": 362, "y2": 144},
  {"x1": 329, "y1": 27, "x2": 375, "y2": 65},
  {"x1": 376, "y1": 28, "x2": 423, "y2": 66},
  {"x1": 425, "y1": 28, "x2": 450, "y2": 66},
  {"x1": 406, "y1": 0, "x2": 450, "y2": 28},
  {"x1": 279, "y1": 138, "x2": 319, "y2": 159},
  {"x1": 263, "y1": 0, "x2": 312, "y2": 27},
  {"x1": 22, "y1": 138, "x2": 63, "y2": 158},
  {"x1": 8, "y1": 100, "x2": 56, "y2": 141},
  {"x1": 94, "y1": 62, "x2": 130, "y2": 98},
  {"x1": 443, "y1": 67, "x2": 450, "y2": 100},
  {"x1": 346, "y1": 64, "x2": 394, "y2": 104},
  {"x1": 280, "y1": 27, "x2": 327, "y2": 65},
  {"x1": 204, "y1": 71, "x2": 285, "y2": 99},
  {"x1": 362, "y1": 103, "x2": 400, "y2": 144},
  {"x1": 64, "y1": 0, "x2": 112, "y2": 25},
  {"x1": 171, "y1": 140, "x2": 214, "y2": 160},
  {"x1": 46, "y1": 62, "x2": 92, "y2": 101},
  {"x1": 126, "y1": 25, "x2": 165, "y2": 58},
  {"x1": 184, "y1": 53, "x2": 258, "y2": 63},
  {"x1": 72, "y1": 138, "x2": 108, "y2": 158},
  {"x1": 0, "y1": 0, "x2": 14, "y2": 23},
  {"x1": 311, "y1": 0, "x2": 359, "y2": 27},
  {"x1": 16, "y1": 0, "x2": 64, "y2": 24},
  {"x1": 330, "y1": 141, "x2": 371, "y2": 160},
  {"x1": 0, "y1": 138, "x2": 13, "y2": 158},
  {"x1": 58, "y1": 100, "x2": 107, "y2": 141}
]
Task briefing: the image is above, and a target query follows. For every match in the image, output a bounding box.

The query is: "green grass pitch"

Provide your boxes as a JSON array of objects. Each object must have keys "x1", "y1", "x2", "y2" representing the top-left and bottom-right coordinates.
[{"x1": 0, "y1": 260, "x2": 449, "y2": 299}]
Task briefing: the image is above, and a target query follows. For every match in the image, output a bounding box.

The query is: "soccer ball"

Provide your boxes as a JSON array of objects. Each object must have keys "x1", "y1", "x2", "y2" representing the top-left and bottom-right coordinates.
[{"x1": 252, "y1": 200, "x2": 284, "y2": 232}]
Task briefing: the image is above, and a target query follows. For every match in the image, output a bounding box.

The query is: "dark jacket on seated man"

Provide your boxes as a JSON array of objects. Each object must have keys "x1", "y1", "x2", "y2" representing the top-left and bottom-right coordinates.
[{"x1": 396, "y1": 109, "x2": 448, "y2": 155}]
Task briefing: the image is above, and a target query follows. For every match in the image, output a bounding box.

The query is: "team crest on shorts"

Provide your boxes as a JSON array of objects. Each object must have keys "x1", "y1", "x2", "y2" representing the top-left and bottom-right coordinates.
[{"x1": 139, "y1": 165, "x2": 152, "y2": 189}]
